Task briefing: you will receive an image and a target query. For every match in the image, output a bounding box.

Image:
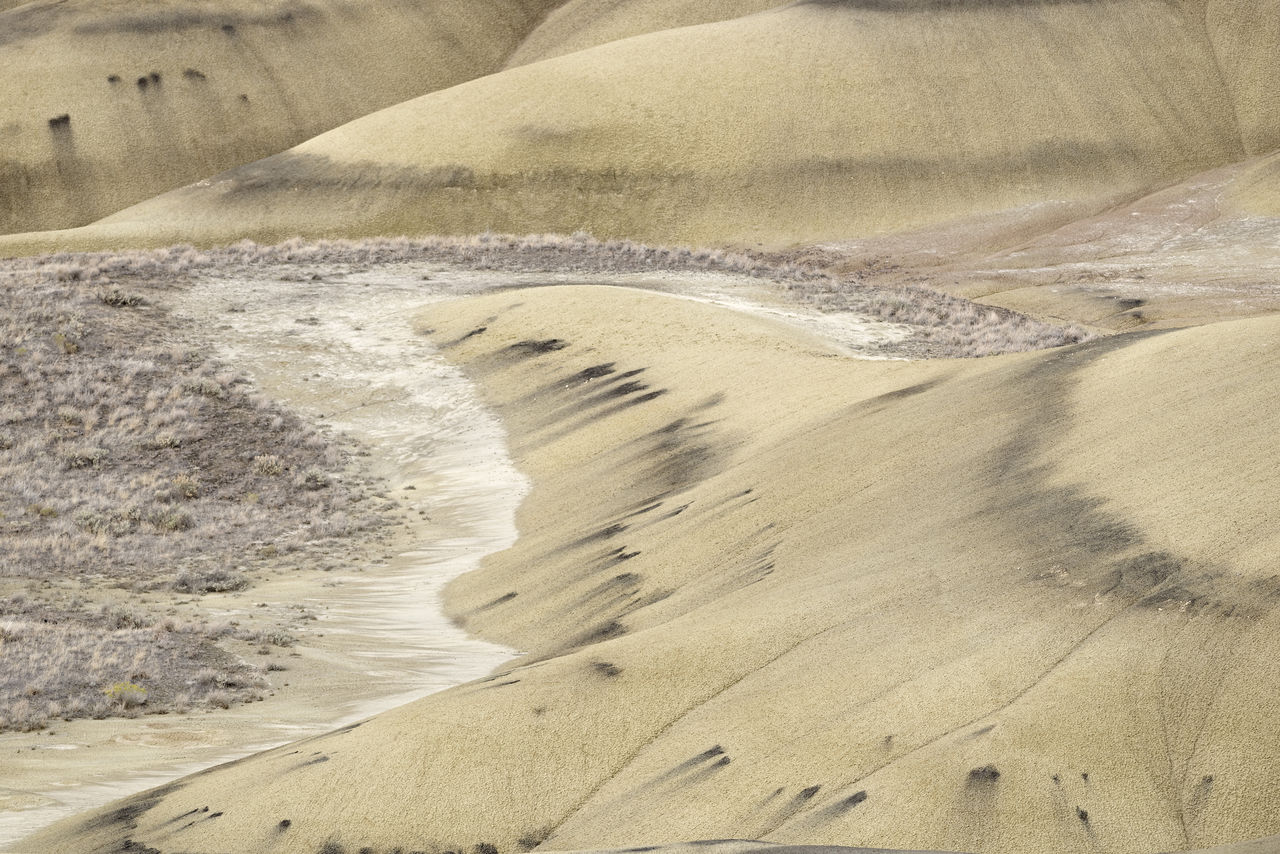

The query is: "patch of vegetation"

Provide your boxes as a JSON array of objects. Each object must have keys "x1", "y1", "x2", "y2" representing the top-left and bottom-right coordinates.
[{"x1": 0, "y1": 254, "x2": 384, "y2": 730}]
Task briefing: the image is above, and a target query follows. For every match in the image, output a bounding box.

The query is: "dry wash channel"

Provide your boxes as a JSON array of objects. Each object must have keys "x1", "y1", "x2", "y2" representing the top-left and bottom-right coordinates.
[
  {"x1": 0, "y1": 266, "x2": 524, "y2": 850},
  {"x1": 22, "y1": 285, "x2": 1280, "y2": 854}
]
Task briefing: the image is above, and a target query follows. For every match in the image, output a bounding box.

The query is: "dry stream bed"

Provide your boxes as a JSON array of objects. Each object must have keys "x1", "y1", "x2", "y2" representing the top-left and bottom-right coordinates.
[{"x1": 1, "y1": 255, "x2": 918, "y2": 851}]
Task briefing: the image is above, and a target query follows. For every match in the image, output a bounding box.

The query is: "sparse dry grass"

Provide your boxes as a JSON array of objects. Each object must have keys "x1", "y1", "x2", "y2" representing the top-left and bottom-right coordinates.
[
  {"x1": 0, "y1": 253, "x2": 383, "y2": 731},
  {"x1": 0, "y1": 600, "x2": 270, "y2": 731},
  {"x1": 7, "y1": 232, "x2": 1091, "y2": 357}
]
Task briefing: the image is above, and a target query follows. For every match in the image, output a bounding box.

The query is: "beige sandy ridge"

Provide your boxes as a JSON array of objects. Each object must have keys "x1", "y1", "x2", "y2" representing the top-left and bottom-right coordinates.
[
  {"x1": 0, "y1": 0, "x2": 560, "y2": 235},
  {"x1": 4, "y1": 0, "x2": 1278, "y2": 258},
  {"x1": 20, "y1": 283, "x2": 1280, "y2": 854}
]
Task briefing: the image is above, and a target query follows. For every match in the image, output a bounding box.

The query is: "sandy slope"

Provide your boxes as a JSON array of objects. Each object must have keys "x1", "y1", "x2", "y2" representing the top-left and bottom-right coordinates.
[
  {"x1": 0, "y1": 0, "x2": 1257, "y2": 255},
  {"x1": 1203, "y1": 0, "x2": 1280, "y2": 155},
  {"x1": 504, "y1": 0, "x2": 786, "y2": 66},
  {"x1": 25, "y1": 284, "x2": 1280, "y2": 854},
  {"x1": 887, "y1": 151, "x2": 1280, "y2": 330},
  {"x1": 0, "y1": 0, "x2": 561, "y2": 235}
]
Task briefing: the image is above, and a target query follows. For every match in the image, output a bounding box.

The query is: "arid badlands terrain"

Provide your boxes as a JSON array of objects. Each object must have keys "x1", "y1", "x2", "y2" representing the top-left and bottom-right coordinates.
[{"x1": 3, "y1": 1, "x2": 1280, "y2": 854}]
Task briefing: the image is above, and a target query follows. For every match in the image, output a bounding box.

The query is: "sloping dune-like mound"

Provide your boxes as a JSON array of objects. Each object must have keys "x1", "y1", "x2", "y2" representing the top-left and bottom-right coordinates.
[
  {"x1": 28, "y1": 285, "x2": 1280, "y2": 854},
  {"x1": 1, "y1": 0, "x2": 1261, "y2": 254},
  {"x1": 503, "y1": 0, "x2": 787, "y2": 66},
  {"x1": 0, "y1": 0, "x2": 561, "y2": 235}
]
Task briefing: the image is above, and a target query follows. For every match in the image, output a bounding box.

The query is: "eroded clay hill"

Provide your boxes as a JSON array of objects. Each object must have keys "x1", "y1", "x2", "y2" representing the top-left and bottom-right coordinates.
[
  {"x1": 4, "y1": 0, "x2": 1280, "y2": 257},
  {"x1": 26, "y1": 286, "x2": 1280, "y2": 854},
  {"x1": 0, "y1": 0, "x2": 562, "y2": 235}
]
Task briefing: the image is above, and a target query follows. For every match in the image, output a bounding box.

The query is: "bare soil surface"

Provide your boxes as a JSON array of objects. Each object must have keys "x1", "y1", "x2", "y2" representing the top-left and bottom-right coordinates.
[
  {"x1": 0, "y1": 241, "x2": 1088, "y2": 851},
  {"x1": 5, "y1": 243, "x2": 936, "y2": 850}
]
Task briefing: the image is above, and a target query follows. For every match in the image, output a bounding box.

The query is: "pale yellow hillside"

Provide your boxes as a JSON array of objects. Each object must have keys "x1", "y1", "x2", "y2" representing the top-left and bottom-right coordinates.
[
  {"x1": 0, "y1": 0, "x2": 561, "y2": 235},
  {"x1": 504, "y1": 0, "x2": 786, "y2": 66},
  {"x1": 26, "y1": 285, "x2": 1280, "y2": 854},
  {"x1": 930, "y1": 152, "x2": 1280, "y2": 329},
  {"x1": 0, "y1": 0, "x2": 1251, "y2": 255},
  {"x1": 1203, "y1": 0, "x2": 1280, "y2": 154}
]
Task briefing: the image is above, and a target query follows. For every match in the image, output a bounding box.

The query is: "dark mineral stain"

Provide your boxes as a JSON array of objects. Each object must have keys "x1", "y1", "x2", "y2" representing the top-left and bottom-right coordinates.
[
  {"x1": 968, "y1": 765, "x2": 1001, "y2": 782},
  {"x1": 332, "y1": 720, "x2": 365, "y2": 735},
  {"x1": 575, "y1": 363, "x2": 617, "y2": 380},
  {"x1": 571, "y1": 523, "x2": 628, "y2": 547},
  {"x1": 163, "y1": 807, "x2": 204, "y2": 825},
  {"x1": 650, "y1": 744, "x2": 726, "y2": 783},
  {"x1": 79, "y1": 782, "x2": 184, "y2": 832},
  {"x1": 118, "y1": 840, "x2": 162, "y2": 854},
  {"x1": 555, "y1": 620, "x2": 627, "y2": 655},
  {"x1": 582, "y1": 573, "x2": 642, "y2": 601},
  {"x1": 440, "y1": 325, "x2": 489, "y2": 348},
  {"x1": 479, "y1": 679, "x2": 521, "y2": 690},
  {"x1": 517, "y1": 829, "x2": 550, "y2": 851},
  {"x1": 508, "y1": 338, "x2": 568, "y2": 356},
  {"x1": 677, "y1": 755, "x2": 733, "y2": 787},
  {"x1": 661, "y1": 503, "x2": 691, "y2": 519},
  {"x1": 858, "y1": 377, "x2": 945, "y2": 410},
  {"x1": 606, "y1": 380, "x2": 649, "y2": 398},
  {"x1": 624, "y1": 389, "x2": 669, "y2": 407},
  {"x1": 1113, "y1": 551, "x2": 1185, "y2": 597},
  {"x1": 477, "y1": 591, "x2": 518, "y2": 611},
  {"x1": 824, "y1": 789, "x2": 869, "y2": 817}
]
